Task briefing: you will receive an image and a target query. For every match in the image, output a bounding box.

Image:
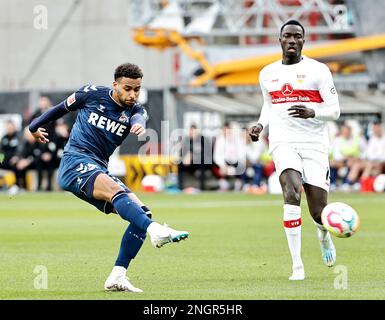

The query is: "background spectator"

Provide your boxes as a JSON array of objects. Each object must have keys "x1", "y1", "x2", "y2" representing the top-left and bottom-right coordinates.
[
  {"x1": 330, "y1": 122, "x2": 366, "y2": 191},
  {"x1": 242, "y1": 131, "x2": 272, "y2": 194},
  {"x1": 177, "y1": 124, "x2": 213, "y2": 191},
  {"x1": 347, "y1": 120, "x2": 385, "y2": 191},
  {"x1": 30, "y1": 96, "x2": 56, "y2": 138},
  {"x1": 0, "y1": 120, "x2": 22, "y2": 190},
  {"x1": 10, "y1": 128, "x2": 41, "y2": 192},
  {"x1": 0, "y1": 120, "x2": 20, "y2": 171},
  {"x1": 213, "y1": 122, "x2": 246, "y2": 191}
]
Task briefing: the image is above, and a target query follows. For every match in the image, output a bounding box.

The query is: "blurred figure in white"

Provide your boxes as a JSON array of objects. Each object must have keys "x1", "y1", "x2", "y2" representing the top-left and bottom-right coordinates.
[
  {"x1": 329, "y1": 122, "x2": 366, "y2": 191},
  {"x1": 347, "y1": 120, "x2": 385, "y2": 189},
  {"x1": 241, "y1": 130, "x2": 272, "y2": 194},
  {"x1": 213, "y1": 122, "x2": 246, "y2": 191}
]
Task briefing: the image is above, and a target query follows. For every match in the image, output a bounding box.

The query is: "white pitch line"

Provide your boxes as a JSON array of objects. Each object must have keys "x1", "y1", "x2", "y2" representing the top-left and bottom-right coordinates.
[{"x1": 148, "y1": 196, "x2": 385, "y2": 209}]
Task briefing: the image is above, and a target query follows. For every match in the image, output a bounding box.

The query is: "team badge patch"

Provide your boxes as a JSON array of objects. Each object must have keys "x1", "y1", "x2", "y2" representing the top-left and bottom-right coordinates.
[
  {"x1": 281, "y1": 83, "x2": 294, "y2": 96},
  {"x1": 119, "y1": 112, "x2": 129, "y2": 123},
  {"x1": 66, "y1": 93, "x2": 76, "y2": 106}
]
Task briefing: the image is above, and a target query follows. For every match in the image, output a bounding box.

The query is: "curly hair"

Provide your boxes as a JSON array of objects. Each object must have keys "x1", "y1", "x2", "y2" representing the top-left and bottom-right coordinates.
[{"x1": 114, "y1": 63, "x2": 143, "y2": 80}]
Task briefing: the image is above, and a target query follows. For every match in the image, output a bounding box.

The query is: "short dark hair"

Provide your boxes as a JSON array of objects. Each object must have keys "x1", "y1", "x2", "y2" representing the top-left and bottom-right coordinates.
[
  {"x1": 114, "y1": 63, "x2": 143, "y2": 80},
  {"x1": 280, "y1": 20, "x2": 305, "y2": 36}
]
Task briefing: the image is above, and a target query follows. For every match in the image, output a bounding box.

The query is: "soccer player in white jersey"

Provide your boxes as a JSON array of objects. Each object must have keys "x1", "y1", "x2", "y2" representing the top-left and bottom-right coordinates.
[{"x1": 249, "y1": 20, "x2": 340, "y2": 280}]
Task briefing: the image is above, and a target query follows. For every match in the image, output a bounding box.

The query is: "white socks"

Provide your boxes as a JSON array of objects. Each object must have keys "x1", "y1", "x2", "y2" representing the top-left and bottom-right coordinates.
[
  {"x1": 283, "y1": 204, "x2": 303, "y2": 272},
  {"x1": 146, "y1": 222, "x2": 166, "y2": 237},
  {"x1": 109, "y1": 266, "x2": 126, "y2": 279},
  {"x1": 314, "y1": 221, "x2": 328, "y2": 242}
]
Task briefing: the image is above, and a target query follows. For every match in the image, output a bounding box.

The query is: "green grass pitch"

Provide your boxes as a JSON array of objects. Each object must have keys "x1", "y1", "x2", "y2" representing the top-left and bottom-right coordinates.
[{"x1": 0, "y1": 191, "x2": 384, "y2": 300}]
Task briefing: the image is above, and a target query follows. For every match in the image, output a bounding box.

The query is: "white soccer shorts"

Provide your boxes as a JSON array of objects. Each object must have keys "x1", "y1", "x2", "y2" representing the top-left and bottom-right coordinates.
[{"x1": 271, "y1": 144, "x2": 330, "y2": 192}]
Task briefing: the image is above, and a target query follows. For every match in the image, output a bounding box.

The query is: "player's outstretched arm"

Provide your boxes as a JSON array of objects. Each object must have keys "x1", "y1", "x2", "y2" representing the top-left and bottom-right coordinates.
[
  {"x1": 29, "y1": 102, "x2": 69, "y2": 143},
  {"x1": 29, "y1": 85, "x2": 92, "y2": 143}
]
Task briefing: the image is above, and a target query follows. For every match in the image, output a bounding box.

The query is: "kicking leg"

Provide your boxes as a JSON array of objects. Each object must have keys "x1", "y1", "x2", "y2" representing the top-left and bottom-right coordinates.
[
  {"x1": 91, "y1": 174, "x2": 188, "y2": 292},
  {"x1": 93, "y1": 173, "x2": 189, "y2": 248},
  {"x1": 303, "y1": 184, "x2": 336, "y2": 267},
  {"x1": 279, "y1": 169, "x2": 304, "y2": 280}
]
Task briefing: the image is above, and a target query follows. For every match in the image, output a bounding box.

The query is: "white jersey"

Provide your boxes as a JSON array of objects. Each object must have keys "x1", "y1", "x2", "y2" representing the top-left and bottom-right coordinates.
[
  {"x1": 365, "y1": 135, "x2": 385, "y2": 161},
  {"x1": 258, "y1": 56, "x2": 340, "y2": 154}
]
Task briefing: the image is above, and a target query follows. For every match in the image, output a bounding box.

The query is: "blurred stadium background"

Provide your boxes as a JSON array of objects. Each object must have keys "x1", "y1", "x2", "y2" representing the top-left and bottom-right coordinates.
[{"x1": 1, "y1": 0, "x2": 385, "y2": 195}]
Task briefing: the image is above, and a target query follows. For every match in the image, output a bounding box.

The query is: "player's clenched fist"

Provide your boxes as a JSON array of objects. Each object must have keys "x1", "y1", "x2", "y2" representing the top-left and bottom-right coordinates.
[
  {"x1": 130, "y1": 123, "x2": 145, "y2": 136},
  {"x1": 248, "y1": 123, "x2": 263, "y2": 142}
]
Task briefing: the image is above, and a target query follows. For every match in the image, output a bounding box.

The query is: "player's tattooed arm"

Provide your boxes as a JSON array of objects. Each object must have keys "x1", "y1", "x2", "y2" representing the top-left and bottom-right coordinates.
[
  {"x1": 248, "y1": 123, "x2": 263, "y2": 142},
  {"x1": 287, "y1": 104, "x2": 315, "y2": 119}
]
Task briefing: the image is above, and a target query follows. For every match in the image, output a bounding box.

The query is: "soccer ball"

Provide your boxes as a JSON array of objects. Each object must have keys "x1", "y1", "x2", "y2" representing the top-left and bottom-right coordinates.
[{"x1": 321, "y1": 202, "x2": 360, "y2": 238}]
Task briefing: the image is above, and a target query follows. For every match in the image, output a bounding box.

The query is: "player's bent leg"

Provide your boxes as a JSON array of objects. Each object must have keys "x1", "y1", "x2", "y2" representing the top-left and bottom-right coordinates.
[
  {"x1": 279, "y1": 169, "x2": 302, "y2": 206},
  {"x1": 120, "y1": 188, "x2": 189, "y2": 248},
  {"x1": 304, "y1": 184, "x2": 336, "y2": 267},
  {"x1": 279, "y1": 169, "x2": 304, "y2": 280},
  {"x1": 93, "y1": 174, "x2": 189, "y2": 248},
  {"x1": 93, "y1": 174, "x2": 153, "y2": 231}
]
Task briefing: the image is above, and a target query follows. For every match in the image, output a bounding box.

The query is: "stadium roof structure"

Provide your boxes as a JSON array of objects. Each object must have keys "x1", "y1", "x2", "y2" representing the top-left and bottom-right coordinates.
[
  {"x1": 131, "y1": 0, "x2": 385, "y2": 88},
  {"x1": 130, "y1": 0, "x2": 355, "y2": 37}
]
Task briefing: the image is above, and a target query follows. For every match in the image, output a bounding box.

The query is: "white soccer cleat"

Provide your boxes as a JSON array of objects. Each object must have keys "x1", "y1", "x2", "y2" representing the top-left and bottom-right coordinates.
[
  {"x1": 289, "y1": 265, "x2": 305, "y2": 281},
  {"x1": 104, "y1": 276, "x2": 143, "y2": 293},
  {"x1": 150, "y1": 223, "x2": 189, "y2": 248},
  {"x1": 318, "y1": 230, "x2": 336, "y2": 267}
]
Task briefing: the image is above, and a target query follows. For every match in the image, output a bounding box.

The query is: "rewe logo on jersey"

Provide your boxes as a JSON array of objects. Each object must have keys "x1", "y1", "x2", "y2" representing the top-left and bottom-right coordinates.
[
  {"x1": 87, "y1": 112, "x2": 127, "y2": 137},
  {"x1": 281, "y1": 83, "x2": 294, "y2": 96}
]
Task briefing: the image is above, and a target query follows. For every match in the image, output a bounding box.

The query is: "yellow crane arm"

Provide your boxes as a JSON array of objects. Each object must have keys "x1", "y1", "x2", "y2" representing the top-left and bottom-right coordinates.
[
  {"x1": 133, "y1": 28, "x2": 385, "y2": 87},
  {"x1": 193, "y1": 33, "x2": 385, "y2": 86}
]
